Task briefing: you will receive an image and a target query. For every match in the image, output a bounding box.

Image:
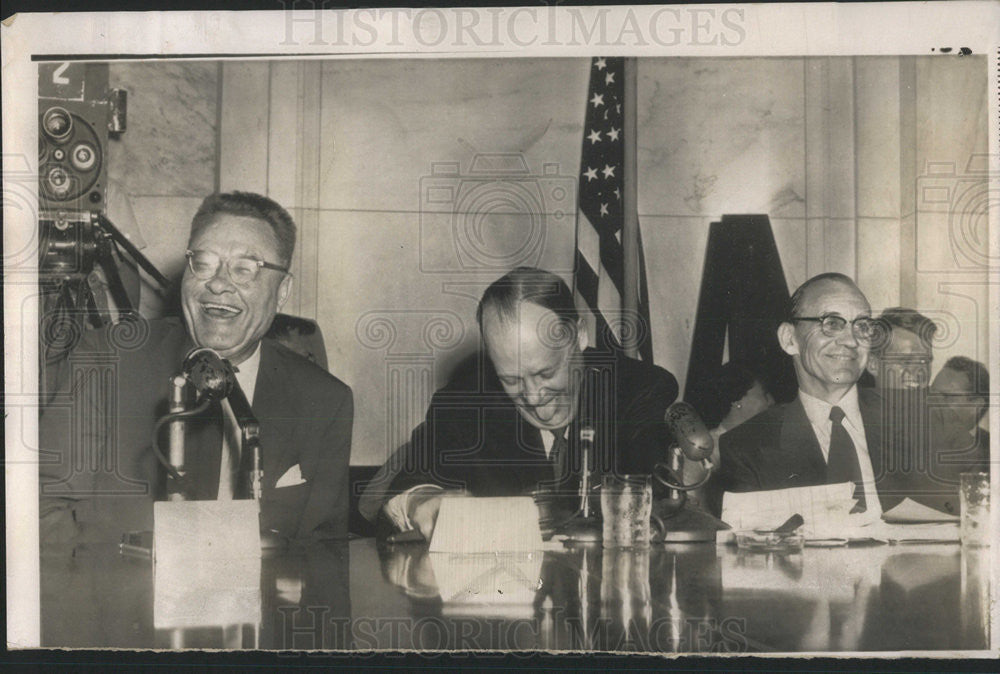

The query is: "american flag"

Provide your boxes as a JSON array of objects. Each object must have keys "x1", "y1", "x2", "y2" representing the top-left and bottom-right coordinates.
[{"x1": 573, "y1": 57, "x2": 653, "y2": 361}]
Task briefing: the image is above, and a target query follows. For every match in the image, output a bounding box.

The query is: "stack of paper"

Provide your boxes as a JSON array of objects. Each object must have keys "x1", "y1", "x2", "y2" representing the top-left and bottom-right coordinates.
[
  {"x1": 720, "y1": 484, "x2": 960, "y2": 544},
  {"x1": 429, "y1": 497, "x2": 543, "y2": 553}
]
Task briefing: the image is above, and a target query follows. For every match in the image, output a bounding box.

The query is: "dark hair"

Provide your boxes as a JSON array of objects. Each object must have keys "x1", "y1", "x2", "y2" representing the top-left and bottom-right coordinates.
[
  {"x1": 687, "y1": 361, "x2": 766, "y2": 430},
  {"x1": 476, "y1": 267, "x2": 579, "y2": 332},
  {"x1": 786, "y1": 272, "x2": 859, "y2": 321},
  {"x1": 189, "y1": 191, "x2": 297, "y2": 265},
  {"x1": 943, "y1": 356, "x2": 990, "y2": 420},
  {"x1": 872, "y1": 307, "x2": 938, "y2": 355}
]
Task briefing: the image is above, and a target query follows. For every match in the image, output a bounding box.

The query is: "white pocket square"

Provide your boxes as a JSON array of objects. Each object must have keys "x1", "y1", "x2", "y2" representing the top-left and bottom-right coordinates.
[{"x1": 275, "y1": 464, "x2": 307, "y2": 488}]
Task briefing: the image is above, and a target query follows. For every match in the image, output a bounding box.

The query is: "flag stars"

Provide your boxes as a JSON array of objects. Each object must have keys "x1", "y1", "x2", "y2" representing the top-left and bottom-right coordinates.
[
  {"x1": 583, "y1": 166, "x2": 598, "y2": 182},
  {"x1": 600, "y1": 203, "x2": 609, "y2": 217},
  {"x1": 607, "y1": 126, "x2": 620, "y2": 142},
  {"x1": 590, "y1": 93, "x2": 604, "y2": 108},
  {"x1": 605, "y1": 72, "x2": 615, "y2": 85},
  {"x1": 613, "y1": 187, "x2": 621, "y2": 200},
  {"x1": 602, "y1": 164, "x2": 616, "y2": 179},
  {"x1": 595, "y1": 57, "x2": 607, "y2": 70},
  {"x1": 587, "y1": 129, "x2": 602, "y2": 144}
]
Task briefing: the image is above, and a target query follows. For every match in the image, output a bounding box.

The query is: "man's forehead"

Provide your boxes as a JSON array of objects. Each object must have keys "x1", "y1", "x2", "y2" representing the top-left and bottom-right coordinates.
[
  {"x1": 799, "y1": 279, "x2": 870, "y2": 316},
  {"x1": 190, "y1": 214, "x2": 278, "y2": 249},
  {"x1": 884, "y1": 327, "x2": 932, "y2": 356}
]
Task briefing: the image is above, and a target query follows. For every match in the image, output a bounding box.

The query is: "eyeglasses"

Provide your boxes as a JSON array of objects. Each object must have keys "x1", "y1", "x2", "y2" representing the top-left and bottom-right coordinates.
[
  {"x1": 185, "y1": 249, "x2": 289, "y2": 287},
  {"x1": 791, "y1": 315, "x2": 879, "y2": 343}
]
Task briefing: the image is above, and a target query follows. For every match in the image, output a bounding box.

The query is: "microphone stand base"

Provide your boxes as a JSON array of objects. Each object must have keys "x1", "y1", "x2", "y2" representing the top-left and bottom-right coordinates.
[
  {"x1": 558, "y1": 515, "x2": 603, "y2": 544},
  {"x1": 656, "y1": 506, "x2": 728, "y2": 544}
]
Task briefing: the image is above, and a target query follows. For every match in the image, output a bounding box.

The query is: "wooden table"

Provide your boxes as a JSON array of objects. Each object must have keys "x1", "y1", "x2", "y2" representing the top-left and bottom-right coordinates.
[{"x1": 40, "y1": 537, "x2": 991, "y2": 652}]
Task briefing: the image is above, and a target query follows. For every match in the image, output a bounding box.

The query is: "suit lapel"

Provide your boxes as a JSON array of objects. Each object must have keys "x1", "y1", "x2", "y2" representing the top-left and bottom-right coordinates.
[
  {"x1": 252, "y1": 340, "x2": 296, "y2": 487},
  {"x1": 859, "y1": 388, "x2": 883, "y2": 478},
  {"x1": 778, "y1": 397, "x2": 828, "y2": 485}
]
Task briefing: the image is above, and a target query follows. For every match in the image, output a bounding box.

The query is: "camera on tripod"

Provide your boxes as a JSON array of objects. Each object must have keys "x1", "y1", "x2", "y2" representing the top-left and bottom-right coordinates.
[
  {"x1": 38, "y1": 62, "x2": 126, "y2": 283},
  {"x1": 37, "y1": 62, "x2": 168, "y2": 381}
]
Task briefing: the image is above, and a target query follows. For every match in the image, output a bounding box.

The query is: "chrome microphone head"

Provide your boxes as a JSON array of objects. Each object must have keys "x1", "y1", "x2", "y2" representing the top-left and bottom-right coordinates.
[
  {"x1": 181, "y1": 347, "x2": 234, "y2": 400},
  {"x1": 665, "y1": 401, "x2": 714, "y2": 462}
]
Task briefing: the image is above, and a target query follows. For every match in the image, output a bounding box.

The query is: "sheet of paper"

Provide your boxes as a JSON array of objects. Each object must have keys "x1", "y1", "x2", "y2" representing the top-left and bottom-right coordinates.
[
  {"x1": 152, "y1": 501, "x2": 263, "y2": 629},
  {"x1": 429, "y1": 497, "x2": 543, "y2": 553},
  {"x1": 882, "y1": 497, "x2": 960, "y2": 523},
  {"x1": 429, "y1": 552, "x2": 542, "y2": 618},
  {"x1": 153, "y1": 500, "x2": 262, "y2": 563},
  {"x1": 720, "y1": 482, "x2": 869, "y2": 541}
]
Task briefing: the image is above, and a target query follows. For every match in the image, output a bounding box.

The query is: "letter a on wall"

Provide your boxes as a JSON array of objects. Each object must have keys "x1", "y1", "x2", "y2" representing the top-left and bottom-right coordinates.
[{"x1": 684, "y1": 214, "x2": 798, "y2": 404}]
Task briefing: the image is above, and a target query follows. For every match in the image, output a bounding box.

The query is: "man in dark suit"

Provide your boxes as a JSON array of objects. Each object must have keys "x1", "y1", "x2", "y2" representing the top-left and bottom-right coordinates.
[
  {"x1": 40, "y1": 192, "x2": 353, "y2": 544},
  {"x1": 712, "y1": 273, "x2": 885, "y2": 516},
  {"x1": 379, "y1": 267, "x2": 679, "y2": 539}
]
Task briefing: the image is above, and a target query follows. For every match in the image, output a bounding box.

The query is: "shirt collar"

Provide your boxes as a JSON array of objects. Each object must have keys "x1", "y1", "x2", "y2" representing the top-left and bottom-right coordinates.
[{"x1": 798, "y1": 385, "x2": 862, "y2": 428}]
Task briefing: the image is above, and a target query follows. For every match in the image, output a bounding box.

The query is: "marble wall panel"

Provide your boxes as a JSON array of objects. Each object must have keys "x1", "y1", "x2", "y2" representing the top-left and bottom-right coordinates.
[
  {"x1": 317, "y1": 58, "x2": 589, "y2": 215},
  {"x1": 107, "y1": 62, "x2": 218, "y2": 197},
  {"x1": 854, "y1": 57, "x2": 903, "y2": 220},
  {"x1": 636, "y1": 58, "x2": 806, "y2": 220},
  {"x1": 857, "y1": 217, "x2": 902, "y2": 311}
]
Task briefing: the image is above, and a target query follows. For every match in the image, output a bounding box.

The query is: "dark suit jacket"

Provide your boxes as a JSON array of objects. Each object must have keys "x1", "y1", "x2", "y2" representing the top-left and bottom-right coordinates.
[
  {"x1": 386, "y1": 348, "x2": 679, "y2": 500},
  {"x1": 710, "y1": 387, "x2": 885, "y2": 516},
  {"x1": 39, "y1": 317, "x2": 353, "y2": 544}
]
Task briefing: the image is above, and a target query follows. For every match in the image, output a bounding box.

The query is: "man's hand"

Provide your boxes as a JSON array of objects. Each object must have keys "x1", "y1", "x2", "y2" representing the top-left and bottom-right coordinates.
[{"x1": 408, "y1": 491, "x2": 444, "y2": 541}]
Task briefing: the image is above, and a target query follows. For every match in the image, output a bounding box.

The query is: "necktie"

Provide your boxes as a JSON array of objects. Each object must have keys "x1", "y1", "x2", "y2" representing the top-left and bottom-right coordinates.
[
  {"x1": 827, "y1": 406, "x2": 866, "y2": 511},
  {"x1": 550, "y1": 428, "x2": 568, "y2": 484},
  {"x1": 217, "y1": 398, "x2": 240, "y2": 500}
]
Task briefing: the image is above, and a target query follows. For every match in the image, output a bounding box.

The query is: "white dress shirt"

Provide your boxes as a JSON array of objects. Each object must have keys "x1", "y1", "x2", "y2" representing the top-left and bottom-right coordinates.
[{"x1": 797, "y1": 386, "x2": 881, "y2": 516}]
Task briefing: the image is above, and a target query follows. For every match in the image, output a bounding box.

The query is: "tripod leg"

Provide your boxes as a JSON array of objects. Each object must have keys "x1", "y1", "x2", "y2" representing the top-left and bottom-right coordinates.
[
  {"x1": 95, "y1": 234, "x2": 135, "y2": 317},
  {"x1": 80, "y1": 276, "x2": 109, "y2": 328}
]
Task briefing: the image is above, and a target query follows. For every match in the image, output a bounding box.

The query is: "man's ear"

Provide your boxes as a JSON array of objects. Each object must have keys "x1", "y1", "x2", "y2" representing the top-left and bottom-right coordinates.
[
  {"x1": 277, "y1": 274, "x2": 292, "y2": 309},
  {"x1": 777, "y1": 322, "x2": 799, "y2": 356},
  {"x1": 866, "y1": 355, "x2": 880, "y2": 376},
  {"x1": 576, "y1": 318, "x2": 589, "y2": 352}
]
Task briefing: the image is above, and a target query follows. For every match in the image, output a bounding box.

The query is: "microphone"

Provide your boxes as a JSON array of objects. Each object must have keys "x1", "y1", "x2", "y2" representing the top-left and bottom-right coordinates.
[
  {"x1": 181, "y1": 347, "x2": 235, "y2": 401},
  {"x1": 654, "y1": 401, "x2": 716, "y2": 499},
  {"x1": 160, "y1": 347, "x2": 264, "y2": 501},
  {"x1": 664, "y1": 401, "x2": 714, "y2": 463},
  {"x1": 578, "y1": 425, "x2": 595, "y2": 518}
]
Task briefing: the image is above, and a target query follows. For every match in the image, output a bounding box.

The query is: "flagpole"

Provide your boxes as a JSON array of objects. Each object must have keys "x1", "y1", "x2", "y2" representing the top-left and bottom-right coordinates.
[{"x1": 622, "y1": 57, "x2": 640, "y2": 360}]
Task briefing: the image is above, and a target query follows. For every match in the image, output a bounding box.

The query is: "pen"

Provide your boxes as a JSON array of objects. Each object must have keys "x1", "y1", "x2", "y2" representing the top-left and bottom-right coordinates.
[{"x1": 386, "y1": 529, "x2": 426, "y2": 544}]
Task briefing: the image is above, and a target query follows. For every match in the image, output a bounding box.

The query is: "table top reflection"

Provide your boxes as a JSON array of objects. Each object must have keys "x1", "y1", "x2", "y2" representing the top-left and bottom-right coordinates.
[{"x1": 40, "y1": 538, "x2": 991, "y2": 653}]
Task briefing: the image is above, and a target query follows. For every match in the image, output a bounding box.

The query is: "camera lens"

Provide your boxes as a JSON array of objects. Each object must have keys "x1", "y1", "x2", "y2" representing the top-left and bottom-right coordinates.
[
  {"x1": 71, "y1": 143, "x2": 97, "y2": 171},
  {"x1": 42, "y1": 107, "x2": 73, "y2": 142},
  {"x1": 45, "y1": 166, "x2": 72, "y2": 197}
]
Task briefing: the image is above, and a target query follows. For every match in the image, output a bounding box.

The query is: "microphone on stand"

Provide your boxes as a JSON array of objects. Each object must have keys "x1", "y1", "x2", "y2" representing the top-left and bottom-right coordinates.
[
  {"x1": 559, "y1": 422, "x2": 602, "y2": 543},
  {"x1": 154, "y1": 347, "x2": 263, "y2": 502},
  {"x1": 653, "y1": 401, "x2": 727, "y2": 543}
]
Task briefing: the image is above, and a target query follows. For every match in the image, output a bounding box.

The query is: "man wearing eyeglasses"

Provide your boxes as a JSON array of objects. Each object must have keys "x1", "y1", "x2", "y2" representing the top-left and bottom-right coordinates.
[
  {"x1": 711, "y1": 272, "x2": 885, "y2": 517},
  {"x1": 40, "y1": 192, "x2": 353, "y2": 545}
]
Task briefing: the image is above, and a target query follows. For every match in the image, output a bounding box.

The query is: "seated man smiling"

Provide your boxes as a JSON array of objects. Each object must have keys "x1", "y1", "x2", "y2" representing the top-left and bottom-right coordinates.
[
  {"x1": 40, "y1": 191, "x2": 353, "y2": 545},
  {"x1": 380, "y1": 267, "x2": 679, "y2": 540}
]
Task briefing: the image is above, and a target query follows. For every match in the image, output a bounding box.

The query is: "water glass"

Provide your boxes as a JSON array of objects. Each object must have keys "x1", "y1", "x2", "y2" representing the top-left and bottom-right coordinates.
[{"x1": 601, "y1": 474, "x2": 653, "y2": 548}]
